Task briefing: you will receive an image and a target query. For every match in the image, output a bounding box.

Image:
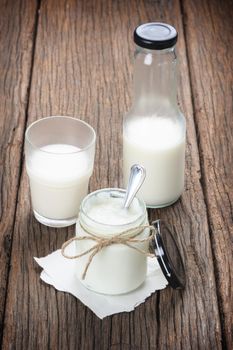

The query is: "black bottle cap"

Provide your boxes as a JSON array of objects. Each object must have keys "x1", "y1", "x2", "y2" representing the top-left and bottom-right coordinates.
[
  {"x1": 134, "y1": 22, "x2": 178, "y2": 50},
  {"x1": 152, "y1": 220, "x2": 186, "y2": 289}
]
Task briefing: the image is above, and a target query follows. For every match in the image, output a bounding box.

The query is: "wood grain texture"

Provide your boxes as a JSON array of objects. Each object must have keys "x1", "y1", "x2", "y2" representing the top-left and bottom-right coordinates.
[
  {"x1": 0, "y1": 0, "x2": 37, "y2": 340},
  {"x1": 182, "y1": 0, "x2": 233, "y2": 347},
  {"x1": 1, "y1": 0, "x2": 225, "y2": 349}
]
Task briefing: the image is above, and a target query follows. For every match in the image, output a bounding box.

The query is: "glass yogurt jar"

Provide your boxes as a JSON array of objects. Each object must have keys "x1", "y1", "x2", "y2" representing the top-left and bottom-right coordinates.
[
  {"x1": 75, "y1": 188, "x2": 150, "y2": 295},
  {"x1": 61, "y1": 187, "x2": 186, "y2": 295}
]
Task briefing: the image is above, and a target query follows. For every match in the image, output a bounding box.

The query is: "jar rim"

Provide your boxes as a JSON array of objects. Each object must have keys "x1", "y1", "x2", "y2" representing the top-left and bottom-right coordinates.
[{"x1": 79, "y1": 188, "x2": 147, "y2": 230}]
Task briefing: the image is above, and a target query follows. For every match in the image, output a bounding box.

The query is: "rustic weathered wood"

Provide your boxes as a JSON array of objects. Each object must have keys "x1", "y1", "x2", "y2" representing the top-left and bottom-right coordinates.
[
  {"x1": 182, "y1": 0, "x2": 233, "y2": 347},
  {"x1": 0, "y1": 0, "x2": 38, "y2": 341},
  {"x1": 1, "y1": 0, "x2": 228, "y2": 349}
]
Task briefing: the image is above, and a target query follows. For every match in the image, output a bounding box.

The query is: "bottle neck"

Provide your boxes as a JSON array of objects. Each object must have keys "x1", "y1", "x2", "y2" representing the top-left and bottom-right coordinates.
[{"x1": 132, "y1": 46, "x2": 178, "y2": 114}]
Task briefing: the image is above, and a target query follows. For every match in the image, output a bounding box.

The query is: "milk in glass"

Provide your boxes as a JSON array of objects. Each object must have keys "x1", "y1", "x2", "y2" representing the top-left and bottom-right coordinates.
[
  {"x1": 25, "y1": 116, "x2": 96, "y2": 227},
  {"x1": 27, "y1": 144, "x2": 92, "y2": 220}
]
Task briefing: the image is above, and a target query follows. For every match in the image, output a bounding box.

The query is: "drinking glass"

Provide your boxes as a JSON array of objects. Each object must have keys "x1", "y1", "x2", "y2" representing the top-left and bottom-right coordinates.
[{"x1": 25, "y1": 116, "x2": 96, "y2": 227}]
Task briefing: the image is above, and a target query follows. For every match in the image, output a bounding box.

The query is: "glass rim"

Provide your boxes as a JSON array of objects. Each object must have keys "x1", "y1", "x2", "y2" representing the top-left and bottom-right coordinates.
[
  {"x1": 80, "y1": 188, "x2": 147, "y2": 229},
  {"x1": 25, "y1": 116, "x2": 96, "y2": 155}
]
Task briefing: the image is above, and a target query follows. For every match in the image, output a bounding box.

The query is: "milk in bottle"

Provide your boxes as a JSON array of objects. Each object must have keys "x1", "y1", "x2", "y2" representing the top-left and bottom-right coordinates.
[{"x1": 123, "y1": 23, "x2": 186, "y2": 207}]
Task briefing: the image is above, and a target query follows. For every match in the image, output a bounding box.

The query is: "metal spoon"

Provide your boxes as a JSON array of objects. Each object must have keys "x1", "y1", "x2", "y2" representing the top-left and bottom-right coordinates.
[{"x1": 123, "y1": 164, "x2": 146, "y2": 208}]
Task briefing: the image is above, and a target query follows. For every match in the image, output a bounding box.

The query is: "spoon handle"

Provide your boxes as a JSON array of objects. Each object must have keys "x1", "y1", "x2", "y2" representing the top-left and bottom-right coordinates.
[{"x1": 123, "y1": 164, "x2": 146, "y2": 208}]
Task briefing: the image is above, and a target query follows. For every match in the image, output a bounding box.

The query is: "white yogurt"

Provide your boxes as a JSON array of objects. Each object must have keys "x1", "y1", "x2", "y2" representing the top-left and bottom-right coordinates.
[
  {"x1": 123, "y1": 116, "x2": 185, "y2": 207},
  {"x1": 76, "y1": 189, "x2": 149, "y2": 294},
  {"x1": 26, "y1": 144, "x2": 92, "y2": 220},
  {"x1": 83, "y1": 192, "x2": 141, "y2": 226}
]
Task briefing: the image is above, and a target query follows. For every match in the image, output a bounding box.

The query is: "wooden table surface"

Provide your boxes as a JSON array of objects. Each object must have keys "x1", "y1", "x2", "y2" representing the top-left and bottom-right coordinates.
[{"x1": 0, "y1": 0, "x2": 232, "y2": 349}]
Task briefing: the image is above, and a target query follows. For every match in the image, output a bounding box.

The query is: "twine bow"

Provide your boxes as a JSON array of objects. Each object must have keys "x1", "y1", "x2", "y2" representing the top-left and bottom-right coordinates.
[{"x1": 61, "y1": 224, "x2": 156, "y2": 280}]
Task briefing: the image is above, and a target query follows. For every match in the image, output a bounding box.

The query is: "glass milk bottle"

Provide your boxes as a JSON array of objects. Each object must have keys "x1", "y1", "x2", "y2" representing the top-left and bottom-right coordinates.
[{"x1": 123, "y1": 23, "x2": 186, "y2": 208}]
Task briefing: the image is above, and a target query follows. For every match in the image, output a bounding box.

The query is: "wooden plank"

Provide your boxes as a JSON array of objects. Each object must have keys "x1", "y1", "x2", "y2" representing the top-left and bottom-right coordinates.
[
  {"x1": 0, "y1": 0, "x2": 38, "y2": 341},
  {"x1": 181, "y1": 0, "x2": 233, "y2": 347},
  {"x1": 2, "y1": 0, "x2": 222, "y2": 349}
]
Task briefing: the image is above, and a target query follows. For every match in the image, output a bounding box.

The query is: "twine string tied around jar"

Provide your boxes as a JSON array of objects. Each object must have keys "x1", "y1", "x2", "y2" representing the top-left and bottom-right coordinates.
[{"x1": 61, "y1": 224, "x2": 156, "y2": 280}]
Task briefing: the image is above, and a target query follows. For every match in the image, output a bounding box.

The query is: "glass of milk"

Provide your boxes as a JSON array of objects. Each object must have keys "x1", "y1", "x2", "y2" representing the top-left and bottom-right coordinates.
[
  {"x1": 25, "y1": 116, "x2": 96, "y2": 227},
  {"x1": 75, "y1": 188, "x2": 149, "y2": 294},
  {"x1": 123, "y1": 23, "x2": 186, "y2": 208}
]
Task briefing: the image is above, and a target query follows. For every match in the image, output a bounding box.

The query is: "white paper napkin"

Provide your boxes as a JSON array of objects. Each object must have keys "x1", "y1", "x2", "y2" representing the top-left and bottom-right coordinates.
[{"x1": 34, "y1": 242, "x2": 168, "y2": 319}]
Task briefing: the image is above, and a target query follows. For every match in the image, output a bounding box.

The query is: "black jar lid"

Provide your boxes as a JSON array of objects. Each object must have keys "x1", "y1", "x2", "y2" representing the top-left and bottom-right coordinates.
[
  {"x1": 134, "y1": 22, "x2": 178, "y2": 50},
  {"x1": 152, "y1": 220, "x2": 185, "y2": 289}
]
